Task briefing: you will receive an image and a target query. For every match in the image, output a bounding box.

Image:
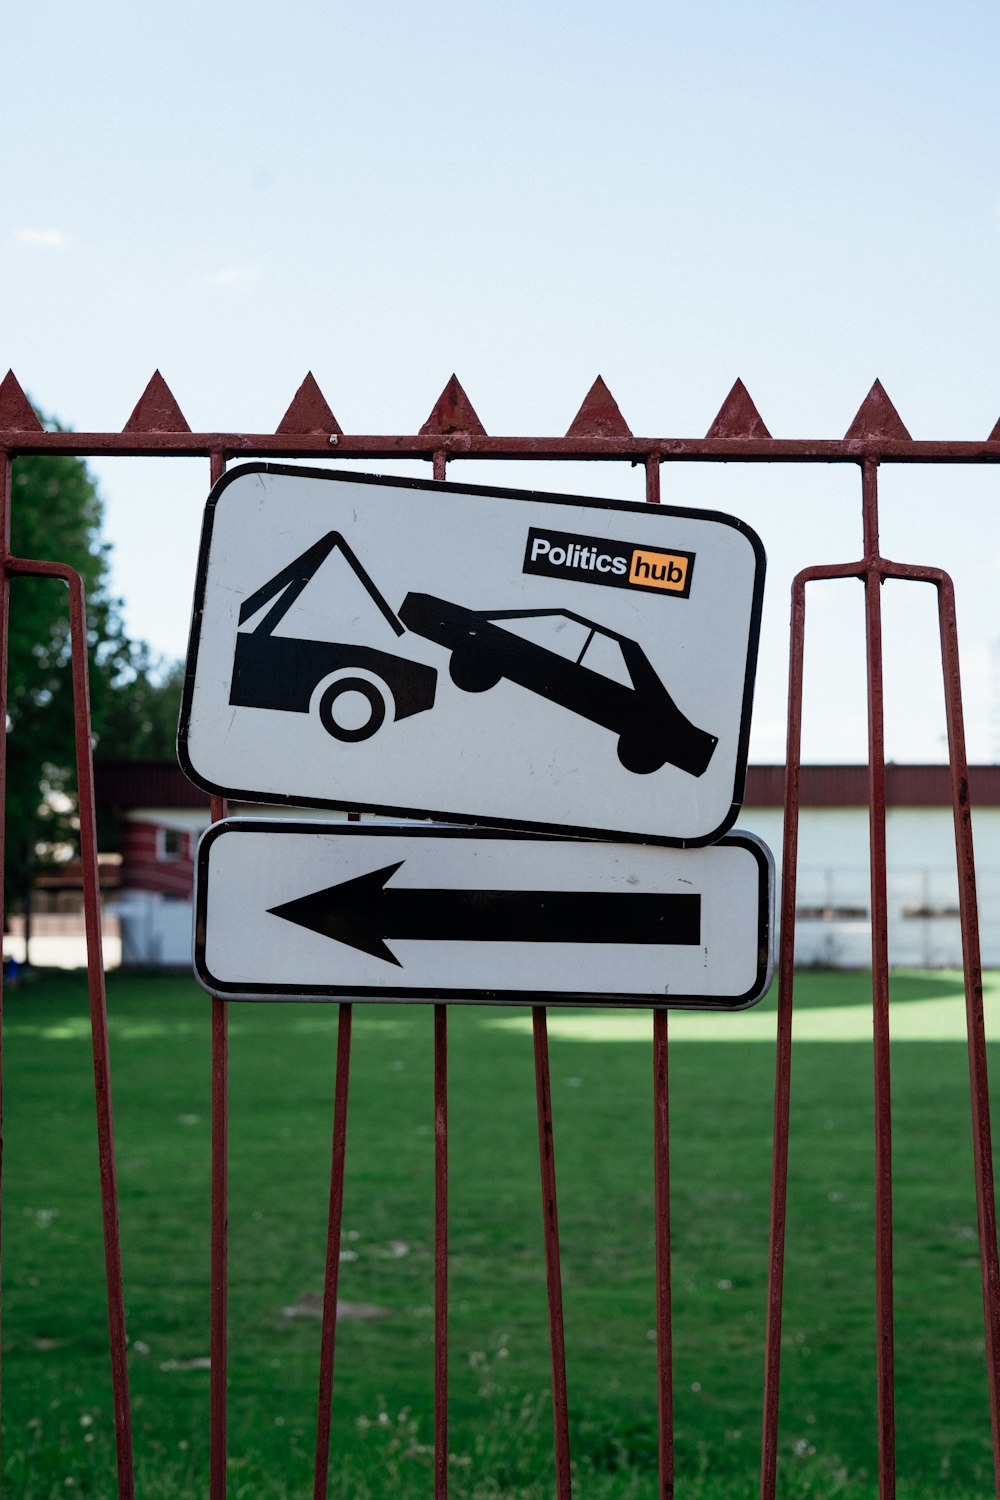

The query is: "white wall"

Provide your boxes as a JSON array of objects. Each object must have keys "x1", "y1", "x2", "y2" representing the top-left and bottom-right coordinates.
[
  {"x1": 741, "y1": 804, "x2": 1000, "y2": 968},
  {"x1": 115, "y1": 890, "x2": 194, "y2": 968},
  {"x1": 117, "y1": 804, "x2": 362, "y2": 967},
  {"x1": 119, "y1": 802, "x2": 1000, "y2": 971}
]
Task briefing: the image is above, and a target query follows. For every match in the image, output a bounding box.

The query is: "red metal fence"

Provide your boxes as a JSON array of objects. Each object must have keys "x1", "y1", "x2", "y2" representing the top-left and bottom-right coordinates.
[{"x1": 1, "y1": 366, "x2": 998, "y2": 1500}]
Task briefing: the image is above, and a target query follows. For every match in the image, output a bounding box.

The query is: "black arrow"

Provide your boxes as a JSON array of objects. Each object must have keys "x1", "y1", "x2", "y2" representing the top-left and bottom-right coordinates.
[{"x1": 267, "y1": 861, "x2": 701, "y2": 967}]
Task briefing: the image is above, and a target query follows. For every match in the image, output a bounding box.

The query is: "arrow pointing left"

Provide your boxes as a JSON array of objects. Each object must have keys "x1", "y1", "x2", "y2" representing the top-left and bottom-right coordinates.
[
  {"x1": 194, "y1": 821, "x2": 774, "y2": 1009},
  {"x1": 267, "y1": 860, "x2": 702, "y2": 967}
]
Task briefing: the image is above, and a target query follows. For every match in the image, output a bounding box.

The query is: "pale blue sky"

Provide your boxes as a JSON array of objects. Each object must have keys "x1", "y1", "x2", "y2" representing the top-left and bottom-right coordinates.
[{"x1": 1, "y1": 1, "x2": 998, "y2": 763}]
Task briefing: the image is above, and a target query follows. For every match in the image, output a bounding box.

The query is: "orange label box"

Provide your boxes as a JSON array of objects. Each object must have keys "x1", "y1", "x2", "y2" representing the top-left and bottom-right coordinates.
[{"x1": 628, "y1": 548, "x2": 691, "y2": 593}]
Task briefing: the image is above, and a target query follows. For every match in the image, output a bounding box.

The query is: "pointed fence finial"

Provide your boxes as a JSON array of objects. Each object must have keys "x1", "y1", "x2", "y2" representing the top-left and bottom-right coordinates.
[
  {"x1": 419, "y1": 375, "x2": 486, "y2": 436},
  {"x1": 123, "y1": 371, "x2": 191, "y2": 432},
  {"x1": 844, "y1": 379, "x2": 910, "y2": 441},
  {"x1": 0, "y1": 371, "x2": 42, "y2": 431},
  {"x1": 705, "y1": 378, "x2": 771, "y2": 440},
  {"x1": 276, "y1": 372, "x2": 342, "y2": 435},
  {"x1": 566, "y1": 376, "x2": 632, "y2": 438}
]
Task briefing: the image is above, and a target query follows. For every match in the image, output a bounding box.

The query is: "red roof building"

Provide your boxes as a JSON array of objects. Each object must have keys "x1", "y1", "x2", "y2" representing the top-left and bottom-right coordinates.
[{"x1": 90, "y1": 760, "x2": 1000, "y2": 972}]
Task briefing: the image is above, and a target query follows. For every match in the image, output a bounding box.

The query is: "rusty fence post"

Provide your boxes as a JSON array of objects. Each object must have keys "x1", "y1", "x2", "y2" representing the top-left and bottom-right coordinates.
[
  {"x1": 434, "y1": 1003, "x2": 449, "y2": 1499},
  {"x1": 313, "y1": 1004, "x2": 354, "y2": 1499},
  {"x1": 5, "y1": 554, "x2": 136, "y2": 1497},
  {"x1": 208, "y1": 447, "x2": 230, "y2": 1500},
  {"x1": 861, "y1": 459, "x2": 897, "y2": 1498},
  {"x1": 533, "y1": 1006, "x2": 573, "y2": 1500},
  {"x1": 0, "y1": 447, "x2": 10, "y2": 1456}
]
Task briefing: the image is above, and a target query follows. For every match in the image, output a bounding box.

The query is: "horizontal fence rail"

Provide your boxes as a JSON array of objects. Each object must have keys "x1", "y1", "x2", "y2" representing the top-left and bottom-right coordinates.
[
  {"x1": 0, "y1": 366, "x2": 998, "y2": 1500},
  {"x1": 1, "y1": 368, "x2": 1000, "y2": 462}
]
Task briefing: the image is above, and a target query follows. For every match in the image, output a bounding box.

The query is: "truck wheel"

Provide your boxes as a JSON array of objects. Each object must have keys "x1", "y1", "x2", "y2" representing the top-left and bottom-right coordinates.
[{"x1": 319, "y1": 677, "x2": 388, "y2": 742}]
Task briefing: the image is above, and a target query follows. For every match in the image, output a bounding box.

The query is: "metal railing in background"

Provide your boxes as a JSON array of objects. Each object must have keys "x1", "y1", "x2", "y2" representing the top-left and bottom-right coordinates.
[{"x1": 1, "y1": 364, "x2": 998, "y2": 1500}]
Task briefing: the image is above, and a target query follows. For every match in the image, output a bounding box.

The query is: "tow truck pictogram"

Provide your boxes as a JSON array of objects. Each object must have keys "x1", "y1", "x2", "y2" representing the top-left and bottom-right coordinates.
[
  {"x1": 229, "y1": 533, "x2": 437, "y2": 742},
  {"x1": 229, "y1": 532, "x2": 715, "y2": 776}
]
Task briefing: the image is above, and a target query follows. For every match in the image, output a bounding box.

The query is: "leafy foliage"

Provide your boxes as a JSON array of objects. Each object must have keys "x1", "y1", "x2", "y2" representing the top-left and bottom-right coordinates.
[{"x1": 6, "y1": 435, "x2": 181, "y2": 902}]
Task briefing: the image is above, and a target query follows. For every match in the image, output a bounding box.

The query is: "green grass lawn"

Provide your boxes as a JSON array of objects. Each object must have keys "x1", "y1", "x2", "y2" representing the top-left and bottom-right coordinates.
[{"x1": 2, "y1": 967, "x2": 999, "y2": 1498}]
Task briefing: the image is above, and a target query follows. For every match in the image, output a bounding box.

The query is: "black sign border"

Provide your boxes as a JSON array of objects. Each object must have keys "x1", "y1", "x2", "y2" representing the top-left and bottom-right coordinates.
[
  {"x1": 193, "y1": 821, "x2": 774, "y2": 1010},
  {"x1": 178, "y1": 462, "x2": 766, "y2": 849}
]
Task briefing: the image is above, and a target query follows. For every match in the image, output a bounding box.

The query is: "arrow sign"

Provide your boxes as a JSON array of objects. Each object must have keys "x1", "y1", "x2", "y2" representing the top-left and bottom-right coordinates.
[
  {"x1": 268, "y1": 861, "x2": 701, "y2": 966},
  {"x1": 195, "y1": 821, "x2": 773, "y2": 1009}
]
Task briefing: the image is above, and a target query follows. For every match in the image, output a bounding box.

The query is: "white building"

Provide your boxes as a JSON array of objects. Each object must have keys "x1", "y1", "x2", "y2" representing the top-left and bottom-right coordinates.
[
  {"x1": 741, "y1": 765, "x2": 1000, "y2": 969},
  {"x1": 93, "y1": 761, "x2": 1000, "y2": 971}
]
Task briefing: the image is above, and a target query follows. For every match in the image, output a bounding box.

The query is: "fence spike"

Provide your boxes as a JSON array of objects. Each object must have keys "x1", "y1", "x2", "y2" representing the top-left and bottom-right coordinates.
[
  {"x1": 0, "y1": 370, "x2": 42, "y2": 431},
  {"x1": 276, "y1": 372, "x2": 342, "y2": 436},
  {"x1": 123, "y1": 370, "x2": 191, "y2": 433},
  {"x1": 844, "y1": 379, "x2": 911, "y2": 441},
  {"x1": 419, "y1": 375, "x2": 486, "y2": 436},
  {"x1": 566, "y1": 375, "x2": 632, "y2": 438},
  {"x1": 705, "y1": 378, "x2": 771, "y2": 440}
]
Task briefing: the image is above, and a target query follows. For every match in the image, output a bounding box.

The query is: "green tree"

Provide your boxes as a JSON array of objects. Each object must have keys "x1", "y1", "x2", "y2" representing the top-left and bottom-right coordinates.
[{"x1": 6, "y1": 428, "x2": 181, "y2": 906}]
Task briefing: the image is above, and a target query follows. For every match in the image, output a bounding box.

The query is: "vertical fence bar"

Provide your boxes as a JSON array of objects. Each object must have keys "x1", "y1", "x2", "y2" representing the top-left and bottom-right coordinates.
[
  {"x1": 432, "y1": 446, "x2": 450, "y2": 1495},
  {"x1": 0, "y1": 448, "x2": 10, "y2": 1449},
  {"x1": 760, "y1": 556, "x2": 864, "y2": 1498},
  {"x1": 861, "y1": 459, "x2": 896, "y2": 1499},
  {"x1": 209, "y1": 987, "x2": 228, "y2": 1496},
  {"x1": 645, "y1": 454, "x2": 662, "y2": 507},
  {"x1": 208, "y1": 448, "x2": 230, "y2": 1500},
  {"x1": 653, "y1": 1009, "x2": 673, "y2": 1500},
  {"x1": 933, "y1": 573, "x2": 1000, "y2": 1489},
  {"x1": 760, "y1": 569, "x2": 808, "y2": 1500},
  {"x1": 312, "y1": 1004, "x2": 354, "y2": 1500},
  {"x1": 59, "y1": 559, "x2": 135, "y2": 1497},
  {"x1": 434, "y1": 1004, "x2": 449, "y2": 1499},
  {"x1": 533, "y1": 1006, "x2": 572, "y2": 1500},
  {"x1": 1, "y1": 554, "x2": 141, "y2": 1495},
  {"x1": 210, "y1": 975, "x2": 228, "y2": 1500},
  {"x1": 646, "y1": 454, "x2": 673, "y2": 1498}
]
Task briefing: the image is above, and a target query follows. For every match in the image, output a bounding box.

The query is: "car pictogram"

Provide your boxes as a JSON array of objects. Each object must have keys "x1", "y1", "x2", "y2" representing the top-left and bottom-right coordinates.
[{"x1": 398, "y1": 594, "x2": 717, "y2": 776}]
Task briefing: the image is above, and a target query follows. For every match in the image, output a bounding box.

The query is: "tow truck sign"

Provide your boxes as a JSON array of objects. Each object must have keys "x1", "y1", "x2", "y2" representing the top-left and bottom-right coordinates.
[
  {"x1": 179, "y1": 464, "x2": 765, "y2": 846},
  {"x1": 194, "y1": 822, "x2": 774, "y2": 1009}
]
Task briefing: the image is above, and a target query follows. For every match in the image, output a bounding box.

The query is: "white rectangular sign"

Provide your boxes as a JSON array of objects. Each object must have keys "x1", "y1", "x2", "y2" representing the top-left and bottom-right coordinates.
[
  {"x1": 194, "y1": 822, "x2": 774, "y2": 1009},
  {"x1": 179, "y1": 465, "x2": 765, "y2": 846}
]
